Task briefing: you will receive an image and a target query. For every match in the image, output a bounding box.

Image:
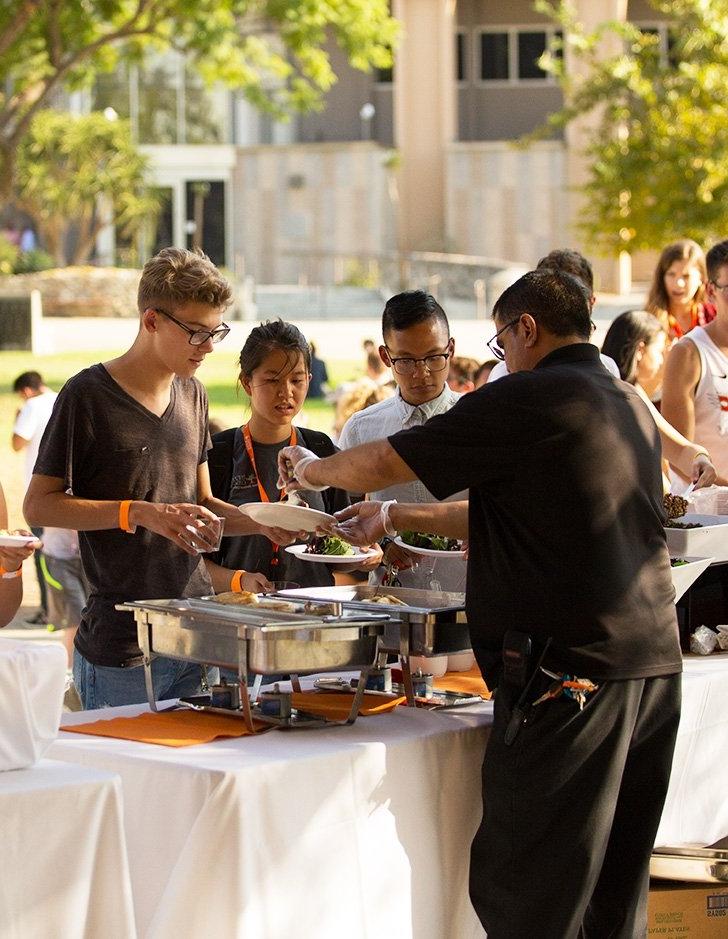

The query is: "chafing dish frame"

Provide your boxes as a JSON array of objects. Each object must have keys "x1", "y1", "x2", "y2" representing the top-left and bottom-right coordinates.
[
  {"x1": 117, "y1": 598, "x2": 397, "y2": 731},
  {"x1": 276, "y1": 586, "x2": 472, "y2": 706}
]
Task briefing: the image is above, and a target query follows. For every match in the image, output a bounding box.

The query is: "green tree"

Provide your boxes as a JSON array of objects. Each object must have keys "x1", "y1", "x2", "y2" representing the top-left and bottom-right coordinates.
[
  {"x1": 16, "y1": 110, "x2": 160, "y2": 265},
  {"x1": 0, "y1": 0, "x2": 397, "y2": 199},
  {"x1": 534, "y1": 0, "x2": 728, "y2": 255}
]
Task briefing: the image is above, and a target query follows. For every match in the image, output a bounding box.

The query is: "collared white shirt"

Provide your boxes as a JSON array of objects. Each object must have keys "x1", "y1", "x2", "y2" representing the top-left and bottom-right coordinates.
[
  {"x1": 338, "y1": 384, "x2": 464, "y2": 503},
  {"x1": 338, "y1": 384, "x2": 467, "y2": 591}
]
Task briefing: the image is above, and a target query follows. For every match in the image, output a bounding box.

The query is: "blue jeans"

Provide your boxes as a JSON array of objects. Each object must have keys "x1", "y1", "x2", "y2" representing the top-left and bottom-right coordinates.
[{"x1": 73, "y1": 649, "x2": 218, "y2": 710}]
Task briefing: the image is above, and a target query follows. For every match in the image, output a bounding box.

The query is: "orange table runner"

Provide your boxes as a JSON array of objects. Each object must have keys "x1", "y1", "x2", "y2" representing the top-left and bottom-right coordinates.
[
  {"x1": 291, "y1": 691, "x2": 406, "y2": 720},
  {"x1": 434, "y1": 664, "x2": 491, "y2": 700},
  {"x1": 61, "y1": 709, "x2": 270, "y2": 748}
]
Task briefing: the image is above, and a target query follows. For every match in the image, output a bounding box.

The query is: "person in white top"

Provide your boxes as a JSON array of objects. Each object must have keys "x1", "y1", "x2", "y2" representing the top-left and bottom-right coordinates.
[
  {"x1": 12, "y1": 371, "x2": 57, "y2": 623},
  {"x1": 12, "y1": 371, "x2": 58, "y2": 487},
  {"x1": 663, "y1": 240, "x2": 728, "y2": 484},
  {"x1": 338, "y1": 291, "x2": 467, "y2": 594}
]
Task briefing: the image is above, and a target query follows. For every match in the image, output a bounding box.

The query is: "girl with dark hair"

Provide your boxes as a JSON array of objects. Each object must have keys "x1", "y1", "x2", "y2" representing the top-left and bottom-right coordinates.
[
  {"x1": 601, "y1": 309, "x2": 667, "y2": 389},
  {"x1": 602, "y1": 311, "x2": 716, "y2": 488},
  {"x1": 646, "y1": 239, "x2": 715, "y2": 340},
  {"x1": 206, "y1": 320, "x2": 381, "y2": 591}
]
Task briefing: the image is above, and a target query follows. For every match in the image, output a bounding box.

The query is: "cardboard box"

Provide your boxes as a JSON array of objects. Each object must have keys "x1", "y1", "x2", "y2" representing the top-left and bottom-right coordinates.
[{"x1": 648, "y1": 881, "x2": 728, "y2": 936}]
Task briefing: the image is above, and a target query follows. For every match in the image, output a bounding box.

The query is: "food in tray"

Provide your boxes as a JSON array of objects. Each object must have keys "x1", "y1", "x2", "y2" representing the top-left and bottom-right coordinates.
[
  {"x1": 664, "y1": 519, "x2": 703, "y2": 529},
  {"x1": 663, "y1": 493, "x2": 689, "y2": 519},
  {"x1": 211, "y1": 591, "x2": 298, "y2": 612},
  {"x1": 212, "y1": 590, "x2": 260, "y2": 606},
  {"x1": 369, "y1": 593, "x2": 407, "y2": 605},
  {"x1": 399, "y1": 530, "x2": 463, "y2": 552},
  {"x1": 305, "y1": 535, "x2": 354, "y2": 557},
  {"x1": 670, "y1": 557, "x2": 689, "y2": 567}
]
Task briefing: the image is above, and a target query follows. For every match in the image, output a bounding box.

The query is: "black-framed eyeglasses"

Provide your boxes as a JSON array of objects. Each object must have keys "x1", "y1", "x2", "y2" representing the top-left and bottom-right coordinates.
[
  {"x1": 487, "y1": 320, "x2": 519, "y2": 361},
  {"x1": 385, "y1": 339, "x2": 453, "y2": 376},
  {"x1": 152, "y1": 308, "x2": 230, "y2": 346},
  {"x1": 711, "y1": 281, "x2": 728, "y2": 297}
]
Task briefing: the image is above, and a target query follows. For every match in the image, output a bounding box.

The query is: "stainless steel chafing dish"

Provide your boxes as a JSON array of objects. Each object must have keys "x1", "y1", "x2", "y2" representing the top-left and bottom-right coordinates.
[
  {"x1": 276, "y1": 585, "x2": 471, "y2": 656},
  {"x1": 117, "y1": 597, "x2": 398, "y2": 730},
  {"x1": 276, "y1": 586, "x2": 471, "y2": 704}
]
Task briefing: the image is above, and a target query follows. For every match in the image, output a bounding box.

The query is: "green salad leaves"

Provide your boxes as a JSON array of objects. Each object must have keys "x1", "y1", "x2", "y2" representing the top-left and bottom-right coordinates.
[
  {"x1": 305, "y1": 535, "x2": 355, "y2": 556},
  {"x1": 400, "y1": 531, "x2": 462, "y2": 552}
]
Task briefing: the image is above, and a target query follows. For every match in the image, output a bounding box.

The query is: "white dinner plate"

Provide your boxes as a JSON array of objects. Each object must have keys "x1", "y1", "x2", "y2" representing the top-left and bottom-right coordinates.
[
  {"x1": 393, "y1": 536, "x2": 466, "y2": 558},
  {"x1": 238, "y1": 502, "x2": 335, "y2": 533},
  {"x1": 0, "y1": 533, "x2": 38, "y2": 548},
  {"x1": 285, "y1": 544, "x2": 377, "y2": 565}
]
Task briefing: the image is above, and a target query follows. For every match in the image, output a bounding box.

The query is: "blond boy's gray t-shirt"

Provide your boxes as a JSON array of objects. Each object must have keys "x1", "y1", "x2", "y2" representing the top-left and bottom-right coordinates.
[{"x1": 34, "y1": 364, "x2": 212, "y2": 666}]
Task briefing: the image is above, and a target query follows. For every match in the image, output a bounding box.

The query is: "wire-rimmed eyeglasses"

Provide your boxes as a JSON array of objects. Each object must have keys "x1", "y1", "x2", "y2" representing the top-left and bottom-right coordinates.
[
  {"x1": 486, "y1": 320, "x2": 519, "y2": 361},
  {"x1": 151, "y1": 307, "x2": 230, "y2": 346}
]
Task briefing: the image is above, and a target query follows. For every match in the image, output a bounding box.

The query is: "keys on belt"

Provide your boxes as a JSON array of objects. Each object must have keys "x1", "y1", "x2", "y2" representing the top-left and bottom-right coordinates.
[
  {"x1": 532, "y1": 668, "x2": 599, "y2": 711},
  {"x1": 504, "y1": 667, "x2": 599, "y2": 746}
]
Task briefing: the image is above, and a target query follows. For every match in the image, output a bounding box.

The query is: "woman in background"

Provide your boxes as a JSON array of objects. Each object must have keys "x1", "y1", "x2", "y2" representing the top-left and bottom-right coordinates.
[
  {"x1": 602, "y1": 310, "x2": 716, "y2": 488},
  {"x1": 646, "y1": 239, "x2": 714, "y2": 341}
]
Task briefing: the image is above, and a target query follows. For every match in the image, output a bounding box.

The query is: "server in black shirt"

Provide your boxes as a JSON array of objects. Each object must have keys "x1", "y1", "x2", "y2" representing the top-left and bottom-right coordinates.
[{"x1": 277, "y1": 268, "x2": 682, "y2": 939}]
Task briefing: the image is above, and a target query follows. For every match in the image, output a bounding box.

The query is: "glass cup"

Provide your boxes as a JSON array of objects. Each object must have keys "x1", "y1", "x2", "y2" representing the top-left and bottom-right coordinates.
[{"x1": 186, "y1": 515, "x2": 225, "y2": 554}]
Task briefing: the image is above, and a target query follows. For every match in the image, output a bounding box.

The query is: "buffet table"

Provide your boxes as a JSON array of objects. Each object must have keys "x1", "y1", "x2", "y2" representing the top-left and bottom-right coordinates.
[
  {"x1": 50, "y1": 700, "x2": 490, "y2": 939},
  {"x1": 0, "y1": 758, "x2": 136, "y2": 939},
  {"x1": 43, "y1": 654, "x2": 728, "y2": 938},
  {"x1": 655, "y1": 653, "x2": 728, "y2": 846}
]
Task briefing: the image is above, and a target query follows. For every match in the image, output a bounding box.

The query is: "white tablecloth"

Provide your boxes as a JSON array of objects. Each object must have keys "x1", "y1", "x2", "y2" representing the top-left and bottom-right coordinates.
[
  {"x1": 655, "y1": 653, "x2": 728, "y2": 846},
  {"x1": 50, "y1": 700, "x2": 490, "y2": 939},
  {"x1": 44, "y1": 655, "x2": 728, "y2": 938},
  {"x1": 0, "y1": 758, "x2": 136, "y2": 939}
]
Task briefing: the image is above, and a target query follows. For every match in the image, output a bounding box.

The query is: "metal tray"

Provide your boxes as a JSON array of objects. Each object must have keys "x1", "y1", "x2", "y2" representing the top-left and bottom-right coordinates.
[
  {"x1": 277, "y1": 585, "x2": 471, "y2": 655},
  {"x1": 651, "y1": 845, "x2": 728, "y2": 883},
  {"x1": 120, "y1": 598, "x2": 388, "y2": 673}
]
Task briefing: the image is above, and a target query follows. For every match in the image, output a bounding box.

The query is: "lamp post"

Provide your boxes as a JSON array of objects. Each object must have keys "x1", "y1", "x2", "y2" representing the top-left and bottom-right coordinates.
[{"x1": 359, "y1": 102, "x2": 375, "y2": 140}]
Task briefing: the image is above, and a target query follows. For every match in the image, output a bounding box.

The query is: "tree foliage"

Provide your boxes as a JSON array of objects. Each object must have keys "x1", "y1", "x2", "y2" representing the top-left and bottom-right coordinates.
[
  {"x1": 15, "y1": 110, "x2": 160, "y2": 265},
  {"x1": 0, "y1": 1, "x2": 398, "y2": 197},
  {"x1": 534, "y1": 0, "x2": 728, "y2": 255}
]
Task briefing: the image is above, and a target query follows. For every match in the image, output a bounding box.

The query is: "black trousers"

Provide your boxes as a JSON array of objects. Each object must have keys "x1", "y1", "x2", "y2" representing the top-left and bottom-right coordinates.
[{"x1": 469, "y1": 666, "x2": 681, "y2": 939}]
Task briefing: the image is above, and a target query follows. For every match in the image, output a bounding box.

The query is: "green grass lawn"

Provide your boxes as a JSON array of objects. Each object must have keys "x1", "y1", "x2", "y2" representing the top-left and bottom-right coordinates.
[{"x1": 0, "y1": 349, "x2": 360, "y2": 528}]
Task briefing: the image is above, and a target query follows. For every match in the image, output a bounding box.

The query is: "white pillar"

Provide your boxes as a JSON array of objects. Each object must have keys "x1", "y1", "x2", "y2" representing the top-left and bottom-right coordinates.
[
  {"x1": 392, "y1": 0, "x2": 456, "y2": 252},
  {"x1": 567, "y1": 1, "x2": 629, "y2": 293}
]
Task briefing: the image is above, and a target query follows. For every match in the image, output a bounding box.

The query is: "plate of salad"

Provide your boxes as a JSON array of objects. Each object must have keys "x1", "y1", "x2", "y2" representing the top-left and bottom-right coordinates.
[
  {"x1": 286, "y1": 535, "x2": 378, "y2": 565},
  {"x1": 394, "y1": 531, "x2": 466, "y2": 558}
]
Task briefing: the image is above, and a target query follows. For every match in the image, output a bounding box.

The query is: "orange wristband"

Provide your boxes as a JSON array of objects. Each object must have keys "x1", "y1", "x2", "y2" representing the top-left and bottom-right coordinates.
[
  {"x1": 230, "y1": 570, "x2": 246, "y2": 593},
  {"x1": 119, "y1": 500, "x2": 135, "y2": 534},
  {"x1": 0, "y1": 565, "x2": 22, "y2": 579}
]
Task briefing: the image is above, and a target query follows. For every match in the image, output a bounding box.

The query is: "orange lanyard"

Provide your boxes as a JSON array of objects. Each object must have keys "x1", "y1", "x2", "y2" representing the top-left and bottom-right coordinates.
[
  {"x1": 242, "y1": 424, "x2": 297, "y2": 566},
  {"x1": 242, "y1": 424, "x2": 297, "y2": 502}
]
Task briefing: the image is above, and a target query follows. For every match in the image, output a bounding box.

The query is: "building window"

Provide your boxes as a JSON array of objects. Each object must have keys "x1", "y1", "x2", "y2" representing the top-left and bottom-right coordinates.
[
  {"x1": 456, "y1": 31, "x2": 468, "y2": 83},
  {"x1": 478, "y1": 27, "x2": 561, "y2": 84},
  {"x1": 92, "y1": 51, "x2": 231, "y2": 145},
  {"x1": 517, "y1": 32, "x2": 548, "y2": 80},
  {"x1": 633, "y1": 22, "x2": 677, "y2": 67},
  {"x1": 480, "y1": 32, "x2": 509, "y2": 82}
]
